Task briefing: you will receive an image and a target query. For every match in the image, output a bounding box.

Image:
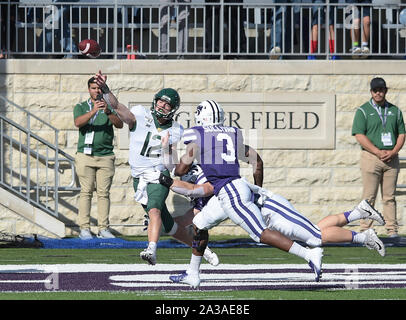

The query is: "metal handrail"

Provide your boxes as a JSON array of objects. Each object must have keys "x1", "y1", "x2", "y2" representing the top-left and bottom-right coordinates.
[
  {"x1": 0, "y1": 94, "x2": 79, "y2": 218},
  {"x1": 2, "y1": 0, "x2": 406, "y2": 59},
  {"x1": 1, "y1": 131, "x2": 79, "y2": 189}
]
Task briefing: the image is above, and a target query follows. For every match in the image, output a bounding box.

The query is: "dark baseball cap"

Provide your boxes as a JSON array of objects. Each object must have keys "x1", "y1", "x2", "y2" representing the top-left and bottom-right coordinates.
[{"x1": 370, "y1": 77, "x2": 387, "y2": 90}]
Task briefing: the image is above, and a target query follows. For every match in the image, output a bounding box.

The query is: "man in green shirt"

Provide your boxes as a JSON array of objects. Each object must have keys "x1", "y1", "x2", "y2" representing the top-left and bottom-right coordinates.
[
  {"x1": 74, "y1": 77, "x2": 123, "y2": 239},
  {"x1": 352, "y1": 77, "x2": 405, "y2": 237}
]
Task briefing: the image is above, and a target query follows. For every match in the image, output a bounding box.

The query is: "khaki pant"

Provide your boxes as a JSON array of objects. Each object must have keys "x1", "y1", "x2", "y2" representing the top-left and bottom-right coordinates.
[
  {"x1": 360, "y1": 150, "x2": 399, "y2": 235},
  {"x1": 75, "y1": 152, "x2": 115, "y2": 231}
]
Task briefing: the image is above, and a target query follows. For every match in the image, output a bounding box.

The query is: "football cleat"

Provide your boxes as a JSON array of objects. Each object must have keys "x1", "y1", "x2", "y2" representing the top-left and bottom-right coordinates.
[
  {"x1": 363, "y1": 229, "x2": 385, "y2": 257},
  {"x1": 306, "y1": 247, "x2": 323, "y2": 282},
  {"x1": 203, "y1": 247, "x2": 220, "y2": 266},
  {"x1": 169, "y1": 271, "x2": 200, "y2": 288},
  {"x1": 357, "y1": 200, "x2": 385, "y2": 225},
  {"x1": 140, "y1": 248, "x2": 157, "y2": 265}
]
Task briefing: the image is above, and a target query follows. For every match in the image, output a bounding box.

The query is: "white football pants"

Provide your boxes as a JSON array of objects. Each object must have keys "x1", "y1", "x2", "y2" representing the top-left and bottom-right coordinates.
[
  {"x1": 262, "y1": 193, "x2": 322, "y2": 247},
  {"x1": 194, "y1": 178, "x2": 267, "y2": 242},
  {"x1": 193, "y1": 195, "x2": 228, "y2": 231}
]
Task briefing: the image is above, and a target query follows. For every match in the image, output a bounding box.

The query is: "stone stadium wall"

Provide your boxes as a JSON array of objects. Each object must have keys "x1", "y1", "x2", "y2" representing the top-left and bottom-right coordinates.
[{"x1": 1, "y1": 59, "x2": 406, "y2": 238}]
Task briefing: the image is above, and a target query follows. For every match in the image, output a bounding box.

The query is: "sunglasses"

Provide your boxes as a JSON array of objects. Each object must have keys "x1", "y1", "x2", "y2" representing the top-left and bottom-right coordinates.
[{"x1": 372, "y1": 87, "x2": 386, "y2": 93}]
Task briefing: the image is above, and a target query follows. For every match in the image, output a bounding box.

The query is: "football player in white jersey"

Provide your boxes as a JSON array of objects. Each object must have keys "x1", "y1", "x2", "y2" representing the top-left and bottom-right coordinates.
[{"x1": 93, "y1": 71, "x2": 219, "y2": 266}]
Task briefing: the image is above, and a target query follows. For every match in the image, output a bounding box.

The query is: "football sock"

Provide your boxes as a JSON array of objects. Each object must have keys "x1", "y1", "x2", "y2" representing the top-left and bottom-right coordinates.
[
  {"x1": 351, "y1": 231, "x2": 367, "y2": 244},
  {"x1": 148, "y1": 241, "x2": 157, "y2": 253},
  {"x1": 187, "y1": 254, "x2": 203, "y2": 275},
  {"x1": 353, "y1": 41, "x2": 359, "y2": 48},
  {"x1": 362, "y1": 41, "x2": 368, "y2": 48},
  {"x1": 288, "y1": 242, "x2": 308, "y2": 260},
  {"x1": 344, "y1": 208, "x2": 362, "y2": 223}
]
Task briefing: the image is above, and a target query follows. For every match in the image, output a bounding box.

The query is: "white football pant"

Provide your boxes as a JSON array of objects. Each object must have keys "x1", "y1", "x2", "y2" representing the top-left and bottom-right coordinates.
[
  {"x1": 193, "y1": 195, "x2": 228, "y2": 230},
  {"x1": 216, "y1": 178, "x2": 266, "y2": 242},
  {"x1": 193, "y1": 179, "x2": 322, "y2": 246},
  {"x1": 262, "y1": 193, "x2": 322, "y2": 247}
]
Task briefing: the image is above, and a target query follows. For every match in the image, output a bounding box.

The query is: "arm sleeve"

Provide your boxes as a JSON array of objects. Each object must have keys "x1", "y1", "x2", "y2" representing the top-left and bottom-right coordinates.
[{"x1": 171, "y1": 184, "x2": 208, "y2": 198}]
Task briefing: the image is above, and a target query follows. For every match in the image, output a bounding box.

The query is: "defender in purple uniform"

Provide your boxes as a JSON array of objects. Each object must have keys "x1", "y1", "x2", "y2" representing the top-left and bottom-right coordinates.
[{"x1": 162, "y1": 100, "x2": 323, "y2": 288}]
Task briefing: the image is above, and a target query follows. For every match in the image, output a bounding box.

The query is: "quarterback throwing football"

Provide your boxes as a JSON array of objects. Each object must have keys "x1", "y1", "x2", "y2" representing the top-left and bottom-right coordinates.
[{"x1": 93, "y1": 71, "x2": 219, "y2": 266}]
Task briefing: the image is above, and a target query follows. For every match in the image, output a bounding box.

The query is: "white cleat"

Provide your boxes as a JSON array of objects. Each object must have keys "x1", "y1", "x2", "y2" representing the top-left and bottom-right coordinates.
[
  {"x1": 169, "y1": 271, "x2": 200, "y2": 289},
  {"x1": 363, "y1": 229, "x2": 386, "y2": 257},
  {"x1": 306, "y1": 247, "x2": 323, "y2": 282},
  {"x1": 203, "y1": 247, "x2": 220, "y2": 266},
  {"x1": 140, "y1": 248, "x2": 157, "y2": 265},
  {"x1": 357, "y1": 200, "x2": 385, "y2": 225}
]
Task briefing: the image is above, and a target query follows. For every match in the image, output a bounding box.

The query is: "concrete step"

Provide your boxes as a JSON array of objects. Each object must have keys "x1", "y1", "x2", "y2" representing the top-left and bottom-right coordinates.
[{"x1": 0, "y1": 188, "x2": 65, "y2": 238}]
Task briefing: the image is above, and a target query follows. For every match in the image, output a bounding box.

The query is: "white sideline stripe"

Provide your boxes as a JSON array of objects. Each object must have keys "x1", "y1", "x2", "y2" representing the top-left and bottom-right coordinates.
[
  {"x1": 109, "y1": 272, "x2": 406, "y2": 287},
  {"x1": 110, "y1": 273, "x2": 315, "y2": 282},
  {"x1": 111, "y1": 281, "x2": 406, "y2": 288},
  {"x1": 109, "y1": 272, "x2": 406, "y2": 282},
  {"x1": 0, "y1": 263, "x2": 405, "y2": 273}
]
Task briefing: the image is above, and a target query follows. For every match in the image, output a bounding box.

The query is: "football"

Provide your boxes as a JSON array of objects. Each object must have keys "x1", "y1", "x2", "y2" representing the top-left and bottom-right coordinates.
[{"x1": 79, "y1": 39, "x2": 101, "y2": 58}]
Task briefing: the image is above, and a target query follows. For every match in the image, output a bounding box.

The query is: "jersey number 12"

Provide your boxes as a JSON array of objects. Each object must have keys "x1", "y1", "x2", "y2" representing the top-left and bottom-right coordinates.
[{"x1": 140, "y1": 132, "x2": 162, "y2": 158}]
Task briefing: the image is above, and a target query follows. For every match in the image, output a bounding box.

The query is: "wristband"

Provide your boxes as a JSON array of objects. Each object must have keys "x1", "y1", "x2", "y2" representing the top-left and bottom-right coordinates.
[
  {"x1": 159, "y1": 173, "x2": 173, "y2": 188},
  {"x1": 100, "y1": 83, "x2": 110, "y2": 94}
]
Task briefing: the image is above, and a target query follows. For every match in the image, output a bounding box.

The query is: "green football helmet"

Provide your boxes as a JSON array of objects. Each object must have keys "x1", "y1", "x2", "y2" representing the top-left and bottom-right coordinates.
[{"x1": 151, "y1": 88, "x2": 180, "y2": 120}]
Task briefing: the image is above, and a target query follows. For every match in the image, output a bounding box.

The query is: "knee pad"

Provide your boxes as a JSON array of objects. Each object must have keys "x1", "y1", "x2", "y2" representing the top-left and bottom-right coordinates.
[{"x1": 192, "y1": 227, "x2": 208, "y2": 254}]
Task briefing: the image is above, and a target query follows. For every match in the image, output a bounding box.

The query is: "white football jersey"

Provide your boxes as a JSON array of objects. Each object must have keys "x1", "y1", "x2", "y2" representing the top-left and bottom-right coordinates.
[{"x1": 129, "y1": 105, "x2": 184, "y2": 177}]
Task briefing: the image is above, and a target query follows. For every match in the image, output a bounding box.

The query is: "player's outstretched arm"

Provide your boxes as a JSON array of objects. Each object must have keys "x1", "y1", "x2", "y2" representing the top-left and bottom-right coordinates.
[
  {"x1": 174, "y1": 142, "x2": 199, "y2": 176},
  {"x1": 94, "y1": 70, "x2": 136, "y2": 128},
  {"x1": 159, "y1": 173, "x2": 214, "y2": 198},
  {"x1": 242, "y1": 144, "x2": 264, "y2": 187},
  {"x1": 161, "y1": 132, "x2": 179, "y2": 171}
]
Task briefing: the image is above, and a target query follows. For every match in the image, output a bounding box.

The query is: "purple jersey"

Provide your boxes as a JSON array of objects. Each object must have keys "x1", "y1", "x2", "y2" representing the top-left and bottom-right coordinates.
[{"x1": 182, "y1": 125, "x2": 244, "y2": 195}]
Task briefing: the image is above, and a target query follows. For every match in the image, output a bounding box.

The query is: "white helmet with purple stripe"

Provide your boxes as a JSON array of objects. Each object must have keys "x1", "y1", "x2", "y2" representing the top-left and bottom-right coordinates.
[{"x1": 194, "y1": 100, "x2": 225, "y2": 126}]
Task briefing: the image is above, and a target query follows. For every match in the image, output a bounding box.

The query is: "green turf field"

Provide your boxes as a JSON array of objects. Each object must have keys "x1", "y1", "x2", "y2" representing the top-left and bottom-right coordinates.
[
  {"x1": 0, "y1": 245, "x2": 405, "y2": 265},
  {"x1": 0, "y1": 236, "x2": 405, "y2": 300}
]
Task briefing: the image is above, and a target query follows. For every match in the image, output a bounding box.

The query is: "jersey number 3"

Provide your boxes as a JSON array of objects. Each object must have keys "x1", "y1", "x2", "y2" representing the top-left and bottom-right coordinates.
[{"x1": 217, "y1": 133, "x2": 236, "y2": 162}]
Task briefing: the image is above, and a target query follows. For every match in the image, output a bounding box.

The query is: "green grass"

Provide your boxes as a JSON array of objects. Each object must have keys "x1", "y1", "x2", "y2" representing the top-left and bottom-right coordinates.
[
  {"x1": 0, "y1": 288, "x2": 405, "y2": 300},
  {"x1": 0, "y1": 246, "x2": 405, "y2": 265}
]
